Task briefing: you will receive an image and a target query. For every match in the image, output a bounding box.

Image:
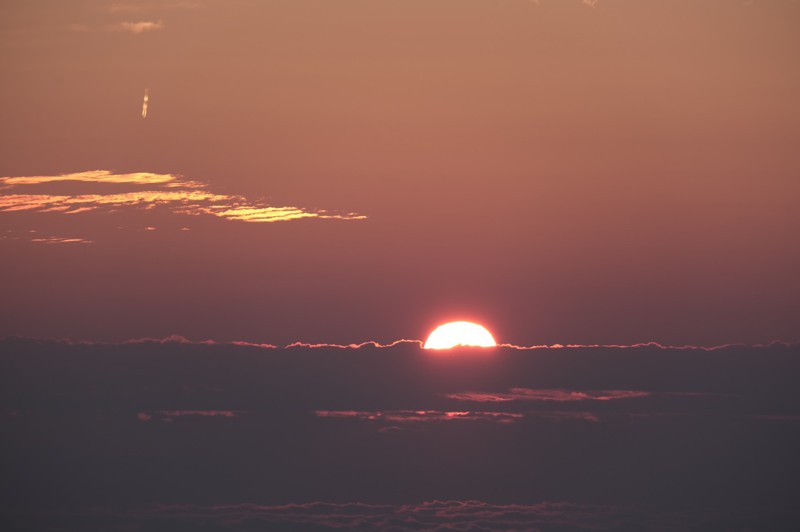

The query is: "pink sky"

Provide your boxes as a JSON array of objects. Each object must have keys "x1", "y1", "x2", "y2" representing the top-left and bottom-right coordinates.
[{"x1": 1, "y1": 0, "x2": 798, "y2": 345}]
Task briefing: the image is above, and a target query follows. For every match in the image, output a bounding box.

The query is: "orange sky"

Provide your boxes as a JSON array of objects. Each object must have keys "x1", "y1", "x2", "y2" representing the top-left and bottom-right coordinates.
[{"x1": 1, "y1": 0, "x2": 798, "y2": 345}]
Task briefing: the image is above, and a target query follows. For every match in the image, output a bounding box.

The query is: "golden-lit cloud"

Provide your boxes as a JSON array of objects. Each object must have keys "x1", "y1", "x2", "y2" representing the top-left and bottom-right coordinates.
[
  {"x1": 0, "y1": 170, "x2": 365, "y2": 242},
  {"x1": 0, "y1": 170, "x2": 184, "y2": 188},
  {"x1": 0, "y1": 190, "x2": 231, "y2": 214}
]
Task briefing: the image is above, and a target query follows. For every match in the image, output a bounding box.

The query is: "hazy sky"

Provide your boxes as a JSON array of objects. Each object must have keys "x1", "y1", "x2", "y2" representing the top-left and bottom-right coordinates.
[
  {"x1": 1, "y1": 0, "x2": 798, "y2": 345},
  {"x1": 3, "y1": 5, "x2": 800, "y2": 529}
]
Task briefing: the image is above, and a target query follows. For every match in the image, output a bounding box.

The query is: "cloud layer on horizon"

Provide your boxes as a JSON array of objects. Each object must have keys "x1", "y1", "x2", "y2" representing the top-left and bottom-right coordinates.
[{"x1": 2, "y1": 339, "x2": 800, "y2": 529}]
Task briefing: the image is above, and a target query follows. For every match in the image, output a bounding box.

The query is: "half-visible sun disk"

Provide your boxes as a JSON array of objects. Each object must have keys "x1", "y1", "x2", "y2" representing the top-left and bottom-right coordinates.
[{"x1": 423, "y1": 321, "x2": 497, "y2": 349}]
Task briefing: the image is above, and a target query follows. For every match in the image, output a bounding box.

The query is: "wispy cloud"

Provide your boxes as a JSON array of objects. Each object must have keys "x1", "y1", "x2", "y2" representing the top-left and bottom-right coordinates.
[
  {"x1": 24, "y1": 500, "x2": 689, "y2": 531},
  {"x1": 0, "y1": 170, "x2": 365, "y2": 241},
  {"x1": 29, "y1": 236, "x2": 94, "y2": 245},
  {"x1": 0, "y1": 190, "x2": 230, "y2": 214},
  {"x1": 285, "y1": 339, "x2": 423, "y2": 349},
  {"x1": 157, "y1": 409, "x2": 243, "y2": 418},
  {"x1": 115, "y1": 20, "x2": 164, "y2": 34},
  {"x1": 446, "y1": 388, "x2": 651, "y2": 403},
  {"x1": 497, "y1": 341, "x2": 784, "y2": 351},
  {"x1": 8, "y1": 334, "x2": 793, "y2": 352},
  {"x1": 0, "y1": 170, "x2": 187, "y2": 188},
  {"x1": 138, "y1": 410, "x2": 245, "y2": 422},
  {"x1": 65, "y1": 20, "x2": 165, "y2": 36},
  {"x1": 313, "y1": 409, "x2": 605, "y2": 424},
  {"x1": 315, "y1": 409, "x2": 523, "y2": 424}
]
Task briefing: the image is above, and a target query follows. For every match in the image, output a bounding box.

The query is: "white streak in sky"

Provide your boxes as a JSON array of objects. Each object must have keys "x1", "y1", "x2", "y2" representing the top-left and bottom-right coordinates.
[{"x1": 142, "y1": 89, "x2": 149, "y2": 118}]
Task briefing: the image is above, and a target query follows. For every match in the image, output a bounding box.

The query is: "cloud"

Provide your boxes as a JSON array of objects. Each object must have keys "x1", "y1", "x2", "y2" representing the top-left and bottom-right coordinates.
[
  {"x1": 157, "y1": 409, "x2": 243, "y2": 417},
  {"x1": 138, "y1": 410, "x2": 245, "y2": 422},
  {"x1": 3, "y1": 338, "x2": 800, "y2": 527},
  {"x1": 285, "y1": 339, "x2": 423, "y2": 349},
  {"x1": 532, "y1": 410, "x2": 601, "y2": 422},
  {"x1": 0, "y1": 170, "x2": 365, "y2": 241},
  {"x1": 313, "y1": 409, "x2": 603, "y2": 424},
  {"x1": 0, "y1": 170, "x2": 186, "y2": 188},
  {"x1": 29, "y1": 236, "x2": 93, "y2": 244},
  {"x1": 446, "y1": 388, "x2": 651, "y2": 403},
  {"x1": 5, "y1": 334, "x2": 796, "y2": 352},
  {"x1": 0, "y1": 190, "x2": 230, "y2": 214},
  {"x1": 27, "y1": 500, "x2": 752, "y2": 531},
  {"x1": 9, "y1": 499, "x2": 799, "y2": 531},
  {"x1": 38, "y1": 335, "x2": 416, "y2": 350},
  {"x1": 315, "y1": 409, "x2": 524, "y2": 424},
  {"x1": 115, "y1": 20, "x2": 164, "y2": 34},
  {"x1": 498, "y1": 340, "x2": 789, "y2": 351},
  {"x1": 5, "y1": 334, "x2": 795, "y2": 352}
]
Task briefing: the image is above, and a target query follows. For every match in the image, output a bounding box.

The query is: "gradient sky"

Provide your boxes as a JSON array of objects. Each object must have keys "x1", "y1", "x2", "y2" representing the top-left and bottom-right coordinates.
[{"x1": 1, "y1": 0, "x2": 799, "y2": 346}]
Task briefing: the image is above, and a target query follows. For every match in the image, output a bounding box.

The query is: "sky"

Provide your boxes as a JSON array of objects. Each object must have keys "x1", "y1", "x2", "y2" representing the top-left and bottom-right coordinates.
[
  {"x1": 2, "y1": 2, "x2": 800, "y2": 530},
  {"x1": 1, "y1": 0, "x2": 798, "y2": 347},
  {"x1": 0, "y1": 0, "x2": 800, "y2": 345}
]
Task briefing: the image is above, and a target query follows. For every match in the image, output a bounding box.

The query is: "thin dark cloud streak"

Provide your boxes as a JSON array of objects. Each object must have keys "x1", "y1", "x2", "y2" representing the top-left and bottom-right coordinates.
[
  {"x1": 445, "y1": 388, "x2": 651, "y2": 403},
  {"x1": 499, "y1": 340, "x2": 799, "y2": 351},
  {"x1": 0, "y1": 500, "x2": 689, "y2": 531},
  {"x1": 137, "y1": 409, "x2": 246, "y2": 422},
  {"x1": 14, "y1": 500, "x2": 800, "y2": 531},
  {"x1": 315, "y1": 409, "x2": 524, "y2": 424}
]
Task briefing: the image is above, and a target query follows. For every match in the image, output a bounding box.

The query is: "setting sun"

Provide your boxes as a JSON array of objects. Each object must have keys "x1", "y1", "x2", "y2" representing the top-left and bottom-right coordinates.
[{"x1": 423, "y1": 321, "x2": 497, "y2": 350}]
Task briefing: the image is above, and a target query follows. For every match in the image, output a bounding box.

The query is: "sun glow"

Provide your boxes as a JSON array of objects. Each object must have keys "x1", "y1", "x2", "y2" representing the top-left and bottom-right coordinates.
[{"x1": 423, "y1": 321, "x2": 497, "y2": 350}]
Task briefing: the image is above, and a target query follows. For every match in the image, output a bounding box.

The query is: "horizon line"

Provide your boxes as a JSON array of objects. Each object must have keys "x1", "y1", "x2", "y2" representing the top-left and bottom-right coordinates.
[{"x1": 1, "y1": 335, "x2": 797, "y2": 352}]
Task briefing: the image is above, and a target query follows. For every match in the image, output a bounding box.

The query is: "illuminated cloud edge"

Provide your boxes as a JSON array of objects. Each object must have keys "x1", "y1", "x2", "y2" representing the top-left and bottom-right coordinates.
[{"x1": 0, "y1": 170, "x2": 366, "y2": 242}]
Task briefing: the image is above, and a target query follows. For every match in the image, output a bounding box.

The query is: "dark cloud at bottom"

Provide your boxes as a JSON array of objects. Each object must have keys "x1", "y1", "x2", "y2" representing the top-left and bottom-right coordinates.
[
  {"x1": 8, "y1": 501, "x2": 800, "y2": 531},
  {"x1": 2, "y1": 339, "x2": 800, "y2": 530}
]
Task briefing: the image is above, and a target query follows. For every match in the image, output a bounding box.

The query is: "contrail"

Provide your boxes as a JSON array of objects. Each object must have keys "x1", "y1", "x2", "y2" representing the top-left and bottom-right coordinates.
[{"x1": 142, "y1": 89, "x2": 149, "y2": 118}]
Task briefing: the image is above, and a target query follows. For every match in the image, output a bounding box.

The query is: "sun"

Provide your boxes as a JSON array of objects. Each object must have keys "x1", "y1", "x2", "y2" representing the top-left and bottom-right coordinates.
[{"x1": 423, "y1": 321, "x2": 497, "y2": 350}]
